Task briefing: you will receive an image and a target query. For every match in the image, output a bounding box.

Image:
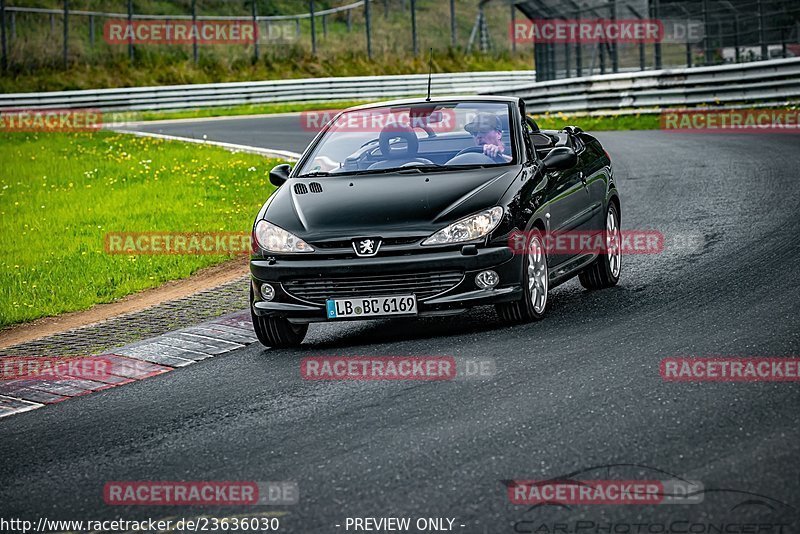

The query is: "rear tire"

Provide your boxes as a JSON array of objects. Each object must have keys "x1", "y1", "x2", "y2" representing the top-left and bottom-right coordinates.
[
  {"x1": 579, "y1": 201, "x2": 621, "y2": 290},
  {"x1": 250, "y1": 288, "x2": 308, "y2": 348},
  {"x1": 496, "y1": 229, "x2": 549, "y2": 324}
]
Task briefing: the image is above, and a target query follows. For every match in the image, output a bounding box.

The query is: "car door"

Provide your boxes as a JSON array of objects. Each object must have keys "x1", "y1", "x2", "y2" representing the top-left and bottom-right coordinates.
[
  {"x1": 571, "y1": 133, "x2": 607, "y2": 233},
  {"x1": 539, "y1": 132, "x2": 594, "y2": 265}
]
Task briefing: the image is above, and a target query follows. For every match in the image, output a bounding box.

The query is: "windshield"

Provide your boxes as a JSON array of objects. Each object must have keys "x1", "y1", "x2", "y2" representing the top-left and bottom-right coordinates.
[{"x1": 296, "y1": 101, "x2": 516, "y2": 177}]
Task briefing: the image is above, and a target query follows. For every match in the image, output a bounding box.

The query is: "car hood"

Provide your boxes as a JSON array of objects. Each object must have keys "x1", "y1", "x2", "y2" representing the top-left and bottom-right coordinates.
[{"x1": 262, "y1": 166, "x2": 521, "y2": 241}]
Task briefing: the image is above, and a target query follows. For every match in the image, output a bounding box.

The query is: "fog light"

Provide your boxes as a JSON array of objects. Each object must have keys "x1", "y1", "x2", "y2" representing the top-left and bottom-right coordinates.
[
  {"x1": 475, "y1": 270, "x2": 499, "y2": 289},
  {"x1": 260, "y1": 283, "x2": 275, "y2": 301}
]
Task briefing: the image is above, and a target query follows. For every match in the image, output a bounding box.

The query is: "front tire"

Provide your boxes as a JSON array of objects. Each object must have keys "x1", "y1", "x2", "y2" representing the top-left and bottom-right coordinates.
[
  {"x1": 250, "y1": 289, "x2": 308, "y2": 348},
  {"x1": 579, "y1": 201, "x2": 621, "y2": 290},
  {"x1": 496, "y1": 229, "x2": 549, "y2": 323}
]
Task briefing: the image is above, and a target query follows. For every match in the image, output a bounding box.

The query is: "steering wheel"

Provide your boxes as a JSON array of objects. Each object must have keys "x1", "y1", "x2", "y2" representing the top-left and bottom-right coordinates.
[
  {"x1": 367, "y1": 157, "x2": 434, "y2": 170},
  {"x1": 453, "y1": 145, "x2": 507, "y2": 163}
]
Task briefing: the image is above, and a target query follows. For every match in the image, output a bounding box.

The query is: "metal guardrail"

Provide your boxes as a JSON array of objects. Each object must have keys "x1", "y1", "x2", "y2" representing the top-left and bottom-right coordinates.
[
  {"x1": 3, "y1": 59, "x2": 796, "y2": 115},
  {"x1": 0, "y1": 71, "x2": 537, "y2": 112},
  {"x1": 487, "y1": 58, "x2": 800, "y2": 114}
]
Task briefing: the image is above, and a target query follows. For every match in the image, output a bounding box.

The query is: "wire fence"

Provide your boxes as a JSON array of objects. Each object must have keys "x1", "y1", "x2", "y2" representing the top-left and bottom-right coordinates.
[
  {"x1": 517, "y1": 0, "x2": 800, "y2": 81},
  {"x1": 0, "y1": 1, "x2": 797, "y2": 82},
  {"x1": 0, "y1": 0, "x2": 522, "y2": 75}
]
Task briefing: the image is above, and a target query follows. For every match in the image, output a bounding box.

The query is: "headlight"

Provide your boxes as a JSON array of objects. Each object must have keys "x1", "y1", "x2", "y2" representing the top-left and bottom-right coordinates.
[
  {"x1": 254, "y1": 220, "x2": 314, "y2": 253},
  {"x1": 421, "y1": 206, "x2": 504, "y2": 246}
]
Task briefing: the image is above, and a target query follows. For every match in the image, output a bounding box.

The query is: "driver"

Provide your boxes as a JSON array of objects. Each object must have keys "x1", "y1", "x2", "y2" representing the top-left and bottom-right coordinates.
[{"x1": 464, "y1": 113, "x2": 512, "y2": 162}]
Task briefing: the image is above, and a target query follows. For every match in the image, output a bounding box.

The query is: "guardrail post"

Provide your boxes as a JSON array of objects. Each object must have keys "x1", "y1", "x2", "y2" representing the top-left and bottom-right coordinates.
[
  {"x1": 0, "y1": 0, "x2": 7, "y2": 72},
  {"x1": 89, "y1": 14, "x2": 95, "y2": 47},
  {"x1": 450, "y1": 0, "x2": 456, "y2": 48},
  {"x1": 295, "y1": 18, "x2": 300, "y2": 37},
  {"x1": 599, "y1": 42, "x2": 606, "y2": 74},
  {"x1": 365, "y1": 0, "x2": 372, "y2": 59},
  {"x1": 757, "y1": 0, "x2": 766, "y2": 60},
  {"x1": 627, "y1": 5, "x2": 645, "y2": 71},
  {"x1": 543, "y1": 44, "x2": 550, "y2": 80},
  {"x1": 702, "y1": 0, "x2": 711, "y2": 65},
  {"x1": 610, "y1": 0, "x2": 618, "y2": 73},
  {"x1": 781, "y1": 27, "x2": 787, "y2": 58},
  {"x1": 564, "y1": 43, "x2": 570, "y2": 77},
  {"x1": 478, "y1": 5, "x2": 490, "y2": 53},
  {"x1": 652, "y1": 0, "x2": 661, "y2": 69},
  {"x1": 685, "y1": 14, "x2": 691, "y2": 67},
  {"x1": 50, "y1": 13, "x2": 55, "y2": 35},
  {"x1": 411, "y1": 0, "x2": 417, "y2": 56},
  {"x1": 128, "y1": 0, "x2": 134, "y2": 62},
  {"x1": 346, "y1": 9, "x2": 351, "y2": 32},
  {"x1": 191, "y1": 0, "x2": 198, "y2": 65},
  {"x1": 573, "y1": 6, "x2": 582, "y2": 77},
  {"x1": 63, "y1": 0, "x2": 69, "y2": 69},
  {"x1": 251, "y1": 0, "x2": 259, "y2": 62},
  {"x1": 383, "y1": 0, "x2": 388, "y2": 19},
  {"x1": 309, "y1": 1, "x2": 316, "y2": 55},
  {"x1": 510, "y1": 3, "x2": 516, "y2": 53},
  {"x1": 10, "y1": 11, "x2": 14, "y2": 40}
]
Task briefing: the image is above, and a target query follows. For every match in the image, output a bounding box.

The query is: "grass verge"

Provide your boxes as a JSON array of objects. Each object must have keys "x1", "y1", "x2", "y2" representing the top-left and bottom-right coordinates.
[
  {"x1": 0, "y1": 131, "x2": 280, "y2": 328},
  {"x1": 533, "y1": 113, "x2": 661, "y2": 131}
]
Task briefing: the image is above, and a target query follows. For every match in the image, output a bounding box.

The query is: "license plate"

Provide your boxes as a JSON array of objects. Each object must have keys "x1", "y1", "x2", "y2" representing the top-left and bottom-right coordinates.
[{"x1": 326, "y1": 295, "x2": 417, "y2": 319}]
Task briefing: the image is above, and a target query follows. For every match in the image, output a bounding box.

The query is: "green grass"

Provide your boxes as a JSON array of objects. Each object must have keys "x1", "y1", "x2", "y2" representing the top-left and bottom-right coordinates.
[
  {"x1": 534, "y1": 112, "x2": 661, "y2": 131},
  {"x1": 0, "y1": 131, "x2": 280, "y2": 328}
]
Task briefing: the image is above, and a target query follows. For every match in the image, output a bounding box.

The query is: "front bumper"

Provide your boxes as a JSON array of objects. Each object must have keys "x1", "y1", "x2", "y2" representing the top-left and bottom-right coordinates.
[{"x1": 250, "y1": 246, "x2": 523, "y2": 323}]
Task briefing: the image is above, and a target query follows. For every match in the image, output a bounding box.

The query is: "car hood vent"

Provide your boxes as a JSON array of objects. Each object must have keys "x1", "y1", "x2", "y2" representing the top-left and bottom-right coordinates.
[
  {"x1": 293, "y1": 183, "x2": 308, "y2": 195},
  {"x1": 309, "y1": 182, "x2": 323, "y2": 193}
]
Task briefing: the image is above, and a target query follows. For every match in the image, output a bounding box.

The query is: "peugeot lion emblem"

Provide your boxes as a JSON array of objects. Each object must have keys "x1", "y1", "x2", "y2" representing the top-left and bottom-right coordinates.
[{"x1": 353, "y1": 237, "x2": 381, "y2": 257}]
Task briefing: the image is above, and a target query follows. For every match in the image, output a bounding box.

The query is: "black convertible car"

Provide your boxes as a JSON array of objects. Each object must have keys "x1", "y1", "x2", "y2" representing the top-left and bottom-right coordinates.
[{"x1": 249, "y1": 96, "x2": 621, "y2": 347}]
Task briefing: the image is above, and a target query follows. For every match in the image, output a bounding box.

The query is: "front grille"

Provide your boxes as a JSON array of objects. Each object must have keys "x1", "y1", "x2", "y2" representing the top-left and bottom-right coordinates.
[
  {"x1": 283, "y1": 271, "x2": 463, "y2": 304},
  {"x1": 312, "y1": 236, "x2": 421, "y2": 249}
]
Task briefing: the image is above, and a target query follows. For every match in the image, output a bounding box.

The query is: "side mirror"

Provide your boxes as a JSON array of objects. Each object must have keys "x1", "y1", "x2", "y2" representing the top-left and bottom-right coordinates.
[
  {"x1": 542, "y1": 146, "x2": 577, "y2": 172},
  {"x1": 269, "y1": 164, "x2": 292, "y2": 187}
]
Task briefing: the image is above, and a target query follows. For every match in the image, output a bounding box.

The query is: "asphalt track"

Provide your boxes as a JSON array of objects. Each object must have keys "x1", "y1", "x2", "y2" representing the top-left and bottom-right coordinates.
[{"x1": 1, "y1": 116, "x2": 799, "y2": 532}]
